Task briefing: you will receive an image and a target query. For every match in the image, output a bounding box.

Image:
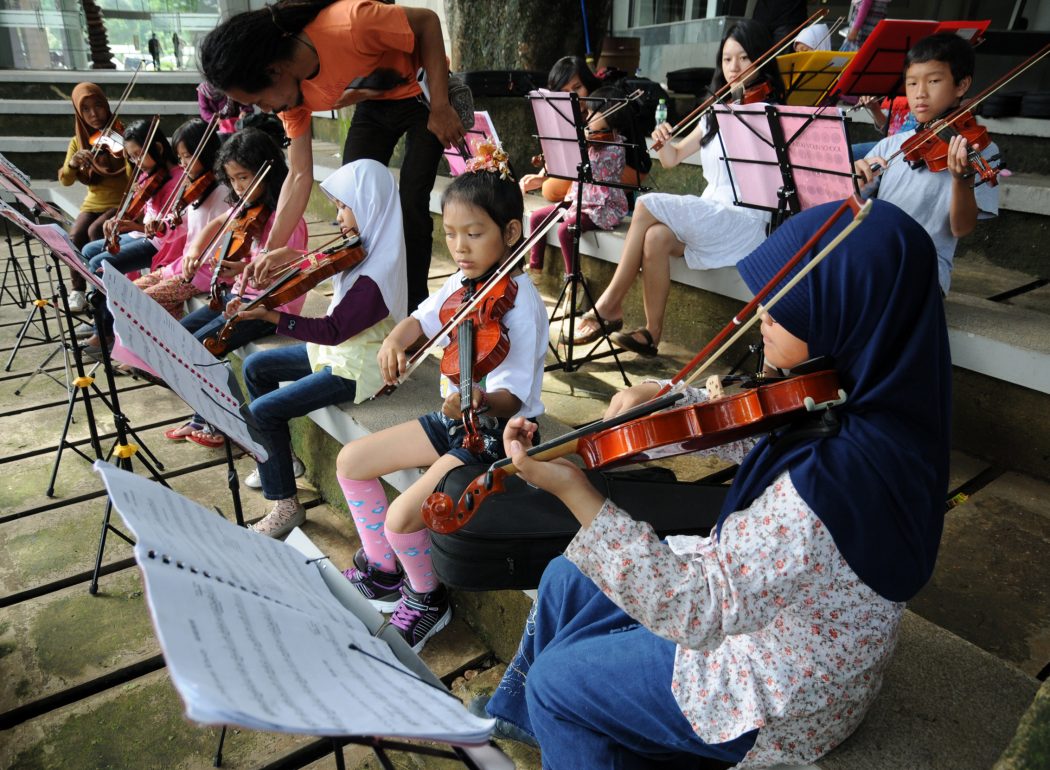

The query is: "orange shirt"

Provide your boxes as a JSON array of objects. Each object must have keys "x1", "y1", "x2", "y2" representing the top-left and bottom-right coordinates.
[{"x1": 279, "y1": 0, "x2": 421, "y2": 139}]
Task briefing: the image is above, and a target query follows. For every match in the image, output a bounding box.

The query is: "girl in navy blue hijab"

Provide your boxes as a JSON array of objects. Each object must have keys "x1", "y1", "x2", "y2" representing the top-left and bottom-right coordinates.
[{"x1": 484, "y1": 199, "x2": 951, "y2": 768}]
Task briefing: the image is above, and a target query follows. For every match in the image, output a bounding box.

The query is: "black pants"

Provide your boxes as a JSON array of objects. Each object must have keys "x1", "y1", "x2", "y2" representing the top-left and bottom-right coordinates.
[{"x1": 342, "y1": 97, "x2": 443, "y2": 312}]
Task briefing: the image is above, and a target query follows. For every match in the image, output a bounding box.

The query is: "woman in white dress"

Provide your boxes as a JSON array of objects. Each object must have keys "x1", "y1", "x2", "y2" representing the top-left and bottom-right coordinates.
[{"x1": 574, "y1": 19, "x2": 784, "y2": 357}]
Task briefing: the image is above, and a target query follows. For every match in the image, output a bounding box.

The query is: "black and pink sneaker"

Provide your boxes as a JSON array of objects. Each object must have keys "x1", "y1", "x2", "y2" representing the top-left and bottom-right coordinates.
[
  {"x1": 389, "y1": 583, "x2": 452, "y2": 653},
  {"x1": 343, "y1": 549, "x2": 403, "y2": 612}
]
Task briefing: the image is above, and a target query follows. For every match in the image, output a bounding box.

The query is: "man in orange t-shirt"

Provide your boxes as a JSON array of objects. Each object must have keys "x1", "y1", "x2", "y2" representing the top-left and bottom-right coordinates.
[{"x1": 200, "y1": 0, "x2": 464, "y2": 311}]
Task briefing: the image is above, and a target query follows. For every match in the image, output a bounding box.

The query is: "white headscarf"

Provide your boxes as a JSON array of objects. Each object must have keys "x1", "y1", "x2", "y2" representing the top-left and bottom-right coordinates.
[
  {"x1": 794, "y1": 22, "x2": 832, "y2": 51},
  {"x1": 318, "y1": 159, "x2": 407, "y2": 322}
]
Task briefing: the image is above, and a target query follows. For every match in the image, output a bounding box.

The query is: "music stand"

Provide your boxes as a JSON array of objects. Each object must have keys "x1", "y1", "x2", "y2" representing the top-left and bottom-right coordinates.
[
  {"x1": 528, "y1": 89, "x2": 644, "y2": 383},
  {"x1": 833, "y1": 19, "x2": 990, "y2": 99},
  {"x1": 713, "y1": 103, "x2": 858, "y2": 228},
  {"x1": 443, "y1": 111, "x2": 501, "y2": 176},
  {"x1": 777, "y1": 50, "x2": 857, "y2": 106}
]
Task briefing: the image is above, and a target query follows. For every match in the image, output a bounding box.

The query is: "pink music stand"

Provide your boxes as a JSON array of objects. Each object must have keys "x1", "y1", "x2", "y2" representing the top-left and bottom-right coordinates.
[
  {"x1": 714, "y1": 103, "x2": 856, "y2": 218},
  {"x1": 0, "y1": 154, "x2": 71, "y2": 225},
  {"x1": 444, "y1": 111, "x2": 501, "y2": 176}
]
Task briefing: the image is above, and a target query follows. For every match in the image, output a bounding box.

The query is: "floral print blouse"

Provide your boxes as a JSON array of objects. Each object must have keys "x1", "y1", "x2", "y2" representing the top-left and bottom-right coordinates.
[
  {"x1": 563, "y1": 131, "x2": 629, "y2": 231},
  {"x1": 564, "y1": 383, "x2": 904, "y2": 767}
]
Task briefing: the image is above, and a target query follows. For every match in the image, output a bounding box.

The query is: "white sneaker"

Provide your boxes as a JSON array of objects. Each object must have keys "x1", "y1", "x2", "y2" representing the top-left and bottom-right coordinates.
[
  {"x1": 74, "y1": 322, "x2": 94, "y2": 338},
  {"x1": 244, "y1": 455, "x2": 305, "y2": 489},
  {"x1": 68, "y1": 290, "x2": 87, "y2": 312},
  {"x1": 250, "y1": 498, "x2": 306, "y2": 538}
]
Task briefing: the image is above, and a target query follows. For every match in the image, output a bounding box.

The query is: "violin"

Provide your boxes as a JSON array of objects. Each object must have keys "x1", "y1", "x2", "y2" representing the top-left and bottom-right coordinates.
[
  {"x1": 438, "y1": 272, "x2": 518, "y2": 454},
  {"x1": 421, "y1": 371, "x2": 848, "y2": 534},
  {"x1": 106, "y1": 167, "x2": 168, "y2": 254},
  {"x1": 901, "y1": 110, "x2": 999, "y2": 187},
  {"x1": 89, "y1": 127, "x2": 125, "y2": 159},
  {"x1": 372, "y1": 205, "x2": 568, "y2": 399},
  {"x1": 652, "y1": 8, "x2": 827, "y2": 151},
  {"x1": 738, "y1": 81, "x2": 773, "y2": 105},
  {"x1": 203, "y1": 232, "x2": 367, "y2": 357},
  {"x1": 152, "y1": 170, "x2": 216, "y2": 236},
  {"x1": 105, "y1": 115, "x2": 163, "y2": 254},
  {"x1": 207, "y1": 202, "x2": 269, "y2": 311}
]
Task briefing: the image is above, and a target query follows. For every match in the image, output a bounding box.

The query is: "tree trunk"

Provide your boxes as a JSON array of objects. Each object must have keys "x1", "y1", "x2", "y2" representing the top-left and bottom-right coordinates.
[
  {"x1": 81, "y1": 0, "x2": 115, "y2": 69},
  {"x1": 445, "y1": 0, "x2": 613, "y2": 74}
]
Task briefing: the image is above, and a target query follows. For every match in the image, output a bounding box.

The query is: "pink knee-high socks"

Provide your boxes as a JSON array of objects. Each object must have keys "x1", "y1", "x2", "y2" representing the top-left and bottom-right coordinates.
[{"x1": 337, "y1": 475, "x2": 438, "y2": 593}]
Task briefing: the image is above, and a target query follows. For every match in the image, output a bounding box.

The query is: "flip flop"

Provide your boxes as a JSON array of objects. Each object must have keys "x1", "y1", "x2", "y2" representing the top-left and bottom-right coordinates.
[
  {"x1": 568, "y1": 311, "x2": 624, "y2": 346},
  {"x1": 611, "y1": 327, "x2": 659, "y2": 357},
  {"x1": 164, "y1": 421, "x2": 204, "y2": 441},
  {"x1": 186, "y1": 427, "x2": 226, "y2": 448}
]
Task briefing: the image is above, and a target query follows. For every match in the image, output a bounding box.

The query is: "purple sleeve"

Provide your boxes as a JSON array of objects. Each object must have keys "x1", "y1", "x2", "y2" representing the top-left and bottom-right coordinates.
[{"x1": 275, "y1": 275, "x2": 388, "y2": 345}]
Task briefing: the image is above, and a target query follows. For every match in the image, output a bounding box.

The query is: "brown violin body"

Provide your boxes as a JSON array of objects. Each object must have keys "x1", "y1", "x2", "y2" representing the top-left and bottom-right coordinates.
[
  {"x1": 156, "y1": 171, "x2": 216, "y2": 235},
  {"x1": 438, "y1": 273, "x2": 518, "y2": 386},
  {"x1": 106, "y1": 168, "x2": 167, "y2": 254},
  {"x1": 901, "y1": 110, "x2": 999, "y2": 187},
  {"x1": 422, "y1": 371, "x2": 846, "y2": 534},
  {"x1": 207, "y1": 203, "x2": 269, "y2": 312},
  {"x1": 203, "y1": 233, "x2": 365, "y2": 357}
]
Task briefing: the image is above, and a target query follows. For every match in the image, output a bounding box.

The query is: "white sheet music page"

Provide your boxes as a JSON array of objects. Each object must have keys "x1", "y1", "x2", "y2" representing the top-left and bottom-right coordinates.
[
  {"x1": 94, "y1": 462, "x2": 495, "y2": 745},
  {"x1": 100, "y1": 265, "x2": 268, "y2": 461}
]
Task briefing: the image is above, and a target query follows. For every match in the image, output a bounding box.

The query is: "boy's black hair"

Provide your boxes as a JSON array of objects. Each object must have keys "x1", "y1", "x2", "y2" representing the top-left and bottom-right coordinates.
[
  {"x1": 702, "y1": 19, "x2": 785, "y2": 147},
  {"x1": 905, "y1": 33, "x2": 975, "y2": 85},
  {"x1": 172, "y1": 118, "x2": 222, "y2": 173},
  {"x1": 123, "y1": 119, "x2": 178, "y2": 167},
  {"x1": 441, "y1": 172, "x2": 524, "y2": 245},
  {"x1": 548, "y1": 55, "x2": 602, "y2": 94},
  {"x1": 199, "y1": 0, "x2": 337, "y2": 93},
  {"x1": 584, "y1": 85, "x2": 634, "y2": 135},
  {"x1": 214, "y1": 127, "x2": 289, "y2": 211}
]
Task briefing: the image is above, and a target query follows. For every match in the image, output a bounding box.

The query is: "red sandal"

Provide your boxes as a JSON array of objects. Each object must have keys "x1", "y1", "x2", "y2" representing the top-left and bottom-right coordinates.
[{"x1": 186, "y1": 426, "x2": 226, "y2": 448}]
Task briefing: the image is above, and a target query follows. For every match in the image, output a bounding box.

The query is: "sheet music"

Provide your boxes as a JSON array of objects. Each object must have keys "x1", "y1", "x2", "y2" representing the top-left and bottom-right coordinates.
[
  {"x1": 529, "y1": 89, "x2": 585, "y2": 179},
  {"x1": 0, "y1": 152, "x2": 71, "y2": 224},
  {"x1": 101, "y1": 265, "x2": 268, "y2": 460},
  {"x1": 0, "y1": 202, "x2": 103, "y2": 291},
  {"x1": 714, "y1": 104, "x2": 856, "y2": 212},
  {"x1": 95, "y1": 461, "x2": 495, "y2": 745}
]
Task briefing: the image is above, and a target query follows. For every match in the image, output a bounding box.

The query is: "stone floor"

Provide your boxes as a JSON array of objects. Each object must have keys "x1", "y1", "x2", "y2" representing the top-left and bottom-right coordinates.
[{"x1": 0, "y1": 229, "x2": 1047, "y2": 769}]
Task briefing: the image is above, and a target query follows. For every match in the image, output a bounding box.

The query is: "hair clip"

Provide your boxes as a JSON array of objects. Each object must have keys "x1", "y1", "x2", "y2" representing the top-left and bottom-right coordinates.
[
  {"x1": 465, "y1": 141, "x2": 513, "y2": 180},
  {"x1": 267, "y1": 4, "x2": 292, "y2": 38}
]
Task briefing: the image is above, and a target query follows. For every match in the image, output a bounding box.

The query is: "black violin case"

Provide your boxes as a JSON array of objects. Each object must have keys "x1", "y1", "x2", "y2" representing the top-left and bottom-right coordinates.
[{"x1": 429, "y1": 464, "x2": 729, "y2": 591}]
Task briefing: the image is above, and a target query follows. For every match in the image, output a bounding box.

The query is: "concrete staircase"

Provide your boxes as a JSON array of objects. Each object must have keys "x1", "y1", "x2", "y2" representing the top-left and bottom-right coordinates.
[{"x1": 0, "y1": 70, "x2": 201, "y2": 179}]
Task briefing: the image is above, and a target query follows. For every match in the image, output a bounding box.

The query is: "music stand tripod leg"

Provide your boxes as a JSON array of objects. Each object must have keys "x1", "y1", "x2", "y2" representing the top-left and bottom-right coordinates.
[
  {"x1": 1, "y1": 219, "x2": 30, "y2": 307},
  {"x1": 546, "y1": 185, "x2": 630, "y2": 385},
  {"x1": 4, "y1": 232, "x2": 55, "y2": 371}
]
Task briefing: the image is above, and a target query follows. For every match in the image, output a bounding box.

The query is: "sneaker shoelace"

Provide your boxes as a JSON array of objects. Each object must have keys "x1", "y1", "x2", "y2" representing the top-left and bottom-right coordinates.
[{"x1": 390, "y1": 595, "x2": 427, "y2": 632}]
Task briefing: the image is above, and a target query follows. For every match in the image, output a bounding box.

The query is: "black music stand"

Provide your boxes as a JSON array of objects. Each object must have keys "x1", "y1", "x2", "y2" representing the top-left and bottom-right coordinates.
[
  {"x1": 528, "y1": 89, "x2": 645, "y2": 384},
  {"x1": 713, "y1": 102, "x2": 858, "y2": 229}
]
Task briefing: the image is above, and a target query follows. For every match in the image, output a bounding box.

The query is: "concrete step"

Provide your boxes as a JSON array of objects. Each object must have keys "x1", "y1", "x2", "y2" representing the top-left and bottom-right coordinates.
[
  {"x1": 0, "y1": 100, "x2": 201, "y2": 141},
  {"x1": 0, "y1": 69, "x2": 200, "y2": 102}
]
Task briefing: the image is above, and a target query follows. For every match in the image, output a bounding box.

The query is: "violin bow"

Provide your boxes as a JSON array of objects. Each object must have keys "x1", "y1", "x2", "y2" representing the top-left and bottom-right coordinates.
[
  {"x1": 92, "y1": 61, "x2": 142, "y2": 161},
  {"x1": 372, "y1": 204, "x2": 568, "y2": 398},
  {"x1": 654, "y1": 194, "x2": 872, "y2": 398},
  {"x1": 583, "y1": 88, "x2": 645, "y2": 130},
  {"x1": 652, "y1": 8, "x2": 828, "y2": 151},
  {"x1": 111, "y1": 114, "x2": 162, "y2": 226},
  {"x1": 156, "y1": 115, "x2": 221, "y2": 223}
]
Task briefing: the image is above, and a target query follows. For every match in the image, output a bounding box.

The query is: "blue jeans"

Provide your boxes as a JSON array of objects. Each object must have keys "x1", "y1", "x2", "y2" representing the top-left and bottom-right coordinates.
[
  {"x1": 488, "y1": 556, "x2": 758, "y2": 769},
  {"x1": 83, "y1": 234, "x2": 157, "y2": 278},
  {"x1": 181, "y1": 285, "x2": 277, "y2": 426},
  {"x1": 243, "y1": 345, "x2": 356, "y2": 499}
]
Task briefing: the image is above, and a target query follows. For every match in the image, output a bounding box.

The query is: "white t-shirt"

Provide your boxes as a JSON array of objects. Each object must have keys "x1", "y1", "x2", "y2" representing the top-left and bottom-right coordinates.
[
  {"x1": 412, "y1": 271, "x2": 548, "y2": 419},
  {"x1": 865, "y1": 129, "x2": 999, "y2": 294}
]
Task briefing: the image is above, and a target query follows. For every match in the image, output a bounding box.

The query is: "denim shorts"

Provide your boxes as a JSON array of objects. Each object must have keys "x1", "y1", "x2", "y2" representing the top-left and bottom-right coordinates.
[{"x1": 417, "y1": 410, "x2": 540, "y2": 466}]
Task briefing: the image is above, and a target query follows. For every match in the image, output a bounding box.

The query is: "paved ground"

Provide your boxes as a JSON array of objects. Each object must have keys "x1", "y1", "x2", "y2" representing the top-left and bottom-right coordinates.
[{"x1": 0, "y1": 225, "x2": 1047, "y2": 769}]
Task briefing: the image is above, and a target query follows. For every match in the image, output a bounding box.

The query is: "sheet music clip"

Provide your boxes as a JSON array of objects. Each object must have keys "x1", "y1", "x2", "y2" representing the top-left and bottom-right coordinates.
[{"x1": 304, "y1": 554, "x2": 330, "y2": 565}]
